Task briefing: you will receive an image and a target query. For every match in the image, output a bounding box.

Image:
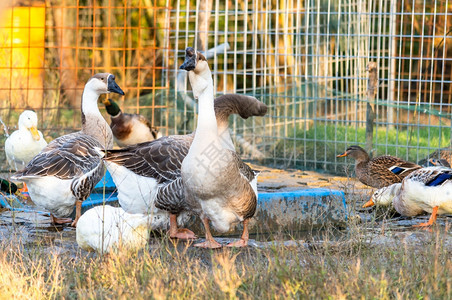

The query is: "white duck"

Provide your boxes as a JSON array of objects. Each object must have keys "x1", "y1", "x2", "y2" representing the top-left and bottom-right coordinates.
[
  {"x1": 12, "y1": 73, "x2": 124, "y2": 226},
  {"x1": 99, "y1": 94, "x2": 266, "y2": 240},
  {"x1": 76, "y1": 205, "x2": 150, "y2": 254},
  {"x1": 364, "y1": 166, "x2": 452, "y2": 227},
  {"x1": 180, "y1": 47, "x2": 258, "y2": 248},
  {"x1": 5, "y1": 110, "x2": 48, "y2": 171}
]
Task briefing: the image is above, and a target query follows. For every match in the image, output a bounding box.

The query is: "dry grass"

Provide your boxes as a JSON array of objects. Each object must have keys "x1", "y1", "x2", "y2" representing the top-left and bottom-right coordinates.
[{"x1": 0, "y1": 222, "x2": 450, "y2": 299}]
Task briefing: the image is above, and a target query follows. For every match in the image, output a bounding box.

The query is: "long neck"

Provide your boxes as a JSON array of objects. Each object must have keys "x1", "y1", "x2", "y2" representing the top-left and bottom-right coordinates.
[{"x1": 81, "y1": 88, "x2": 113, "y2": 149}]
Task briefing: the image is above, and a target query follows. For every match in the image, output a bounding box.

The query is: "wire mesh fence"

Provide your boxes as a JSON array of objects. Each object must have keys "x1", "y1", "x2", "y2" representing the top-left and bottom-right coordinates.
[{"x1": 0, "y1": 0, "x2": 451, "y2": 175}]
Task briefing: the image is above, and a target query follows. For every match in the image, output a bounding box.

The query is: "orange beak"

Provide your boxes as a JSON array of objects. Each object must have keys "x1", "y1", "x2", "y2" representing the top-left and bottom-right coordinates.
[
  {"x1": 362, "y1": 199, "x2": 375, "y2": 208},
  {"x1": 103, "y1": 99, "x2": 111, "y2": 106},
  {"x1": 336, "y1": 151, "x2": 348, "y2": 158},
  {"x1": 29, "y1": 126, "x2": 41, "y2": 141}
]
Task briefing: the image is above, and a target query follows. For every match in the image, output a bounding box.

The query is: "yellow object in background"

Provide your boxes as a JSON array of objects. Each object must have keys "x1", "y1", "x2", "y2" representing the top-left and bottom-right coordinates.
[{"x1": 0, "y1": 5, "x2": 45, "y2": 109}]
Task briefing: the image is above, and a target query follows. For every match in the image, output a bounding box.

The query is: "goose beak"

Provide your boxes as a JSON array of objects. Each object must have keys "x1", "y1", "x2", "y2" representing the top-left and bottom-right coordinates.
[
  {"x1": 29, "y1": 126, "x2": 41, "y2": 141},
  {"x1": 180, "y1": 47, "x2": 196, "y2": 71},
  {"x1": 107, "y1": 75, "x2": 125, "y2": 95},
  {"x1": 336, "y1": 151, "x2": 348, "y2": 158},
  {"x1": 362, "y1": 198, "x2": 375, "y2": 208}
]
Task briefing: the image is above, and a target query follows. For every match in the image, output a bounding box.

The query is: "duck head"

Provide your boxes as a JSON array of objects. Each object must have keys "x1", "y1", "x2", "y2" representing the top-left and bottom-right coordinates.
[
  {"x1": 337, "y1": 145, "x2": 370, "y2": 162},
  {"x1": 18, "y1": 110, "x2": 41, "y2": 141},
  {"x1": 363, "y1": 183, "x2": 401, "y2": 208},
  {"x1": 103, "y1": 99, "x2": 122, "y2": 117},
  {"x1": 86, "y1": 73, "x2": 125, "y2": 96},
  {"x1": 179, "y1": 47, "x2": 210, "y2": 99}
]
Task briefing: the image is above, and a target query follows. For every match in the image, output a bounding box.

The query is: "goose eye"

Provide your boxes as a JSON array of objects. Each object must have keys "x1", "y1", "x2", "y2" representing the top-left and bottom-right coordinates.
[{"x1": 100, "y1": 78, "x2": 104, "y2": 81}]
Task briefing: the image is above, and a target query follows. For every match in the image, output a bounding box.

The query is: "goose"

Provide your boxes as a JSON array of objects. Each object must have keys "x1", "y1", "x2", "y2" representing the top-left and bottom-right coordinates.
[
  {"x1": 103, "y1": 98, "x2": 160, "y2": 147},
  {"x1": 76, "y1": 205, "x2": 150, "y2": 253},
  {"x1": 98, "y1": 93, "x2": 267, "y2": 240},
  {"x1": 12, "y1": 73, "x2": 124, "y2": 226},
  {"x1": 5, "y1": 110, "x2": 48, "y2": 171},
  {"x1": 364, "y1": 166, "x2": 452, "y2": 227},
  {"x1": 337, "y1": 145, "x2": 421, "y2": 188},
  {"x1": 180, "y1": 47, "x2": 259, "y2": 248}
]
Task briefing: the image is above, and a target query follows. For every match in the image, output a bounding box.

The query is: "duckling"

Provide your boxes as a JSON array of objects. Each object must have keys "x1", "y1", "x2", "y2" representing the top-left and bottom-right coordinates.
[
  {"x1": 103, "y1": 98, "x2": 160, "y2": 147},
  {"x1": 5, "y1": 110, "x2": 48, "y2": 171},
  {"x1": 365, "y1": 166, "x2": 452, "y2": 227},
  {"x1": 76, "y1": 205, "x2": 150, "y2": 253},
  {"x1": 337, "y1": 145, "x2": 421, "y2": 188}
]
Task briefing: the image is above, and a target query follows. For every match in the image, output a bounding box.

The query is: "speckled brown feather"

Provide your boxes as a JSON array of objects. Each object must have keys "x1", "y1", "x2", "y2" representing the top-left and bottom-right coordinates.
[
  {"x1": 418, "y1": 148, "x2": 452, "y2": 167},
  {"x1": 338, "y1": 145, "x2": 421, "y2": 188}
]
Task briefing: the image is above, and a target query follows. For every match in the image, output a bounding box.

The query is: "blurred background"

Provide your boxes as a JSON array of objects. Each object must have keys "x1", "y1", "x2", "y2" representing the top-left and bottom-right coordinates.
[{"x1": 0, "y1": 0, "x2": 451, "y2": 174}]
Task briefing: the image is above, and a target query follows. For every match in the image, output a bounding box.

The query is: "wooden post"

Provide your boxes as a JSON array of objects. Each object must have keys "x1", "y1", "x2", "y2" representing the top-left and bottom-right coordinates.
[{"x1": 366, "y1": 62, "x2": 378, "y2": 153}]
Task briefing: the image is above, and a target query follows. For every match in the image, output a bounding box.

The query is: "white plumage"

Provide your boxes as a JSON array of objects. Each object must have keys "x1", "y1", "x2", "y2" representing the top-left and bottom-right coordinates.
[{"x1": 5, "y1": 110, "x2": 47, "y2": 171}]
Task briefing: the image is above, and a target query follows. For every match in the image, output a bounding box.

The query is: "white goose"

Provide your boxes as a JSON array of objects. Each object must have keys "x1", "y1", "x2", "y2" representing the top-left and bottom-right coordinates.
[
  {"x1": 365, "y1": 166, "x2": 452, "y2": 227},
  {"x1": 12, "y1": 73, "x2": 124, "y2": 226},
  {"x1": 180, "y1": 47, "x2": 258, "y2": 248},
  {"x1": 99, "y1": 94, "x2": 266, "y2": 240},
  {"x1": 5, "y1": 110, "x2": 48, "y2": 171},
  {"x1": 76, "y1": 205, "x2": 150, "y2": 253}
]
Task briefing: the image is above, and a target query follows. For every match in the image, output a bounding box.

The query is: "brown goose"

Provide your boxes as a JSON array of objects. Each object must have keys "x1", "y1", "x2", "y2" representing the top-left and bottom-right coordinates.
[
  {"x1": 337, "y1": 145, "x2": 421, "y2": 188},
  {"x1": 99, "y1": 94, "x2": 267, "y2": 240},
  {"x1": 180, "y1": 47, "x2": 260, "y2": 248},
  {"x1": 12, "y1": 73, "x2": 124, "y2": 226},
  {"x1": 103, "y1": 98, "x2": 160, "y2": 147}
]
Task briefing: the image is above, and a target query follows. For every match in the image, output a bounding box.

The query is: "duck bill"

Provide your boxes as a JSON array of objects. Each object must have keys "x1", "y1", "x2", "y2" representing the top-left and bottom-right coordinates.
[
  {"x1": 29, "y1": 126, "x2": 41, "y2": 141},
  {"x1": 362, "y1": 199, "x2": 375, "y2": 208},
  {"x1": 336, "y1": 152, "x2": 348, "y2": 158},
  {"x1": 179, "y1": 47, "x2": 196, "y2": 71},
  {"x1": 107, "y1": 76, "x2": 125, "y2": 95},
  {"x1": 103, "y1": 99, "x2": 111, "y2": 106}
]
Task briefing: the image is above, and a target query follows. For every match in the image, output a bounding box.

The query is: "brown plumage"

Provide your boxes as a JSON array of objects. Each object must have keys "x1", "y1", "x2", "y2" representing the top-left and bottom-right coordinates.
[
  {"x1": 418, "y1": 148, "x2": 452, "y2": 168},
  {"x1": 337, "y1": 145, "x2": 421, "y2": 188}
]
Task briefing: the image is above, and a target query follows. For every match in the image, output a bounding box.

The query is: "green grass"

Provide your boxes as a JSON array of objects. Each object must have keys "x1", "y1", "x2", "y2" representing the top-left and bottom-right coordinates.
[{"x1": 274, "y1": 123, "x2": 452, "y2": 173}]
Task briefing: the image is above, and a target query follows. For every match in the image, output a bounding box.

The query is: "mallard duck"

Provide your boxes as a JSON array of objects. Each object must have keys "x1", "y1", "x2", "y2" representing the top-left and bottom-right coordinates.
[
  {"x1": 12, "y1": 73, "x2": 124, "y2": 226},
  {"x1": 103, "y1": 98, "x2": 160, "y2": 147},
  {"x1": 180, "y1": 47, "x2": 259, "y2": 248},
  {"x1": 0, "y1": 178, "x2": 18, "y2": 195},
  {"x1": 5, "y1": 110, "x2": 48, "y2": 171},
  {"x1": 337, "y1": 145, "x2": 421, "y2": 188},
  {"x1": 364, "y1": 166, "x2": 452, "y2": 227},
  {"x1": 425, "y1": 158, "x2": 451, "y2": 167},
  {"x1": 418, "y1": 148, "x2": 452, "y2": 167},
  {"x1": 99, "y1": 93, "x2": 267, "y2": 240},
  {"x1": 76, "y1": 205, "x2": 150, "y2": 253}
]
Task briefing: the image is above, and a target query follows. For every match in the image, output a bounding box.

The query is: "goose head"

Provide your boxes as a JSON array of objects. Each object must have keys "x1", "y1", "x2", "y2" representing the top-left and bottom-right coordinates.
[
  {"x1": 18, "y1": 110, "x2": 41, "y2": 141},
  {"x1": 337, "y1": 145, "x2": 369, "y2": 162},
  {"x1": 85, "y1": 73, "x2": 125, "y2": 97},
  {"x1": 179, "y1": 47, "x2": 210, "y2": 99},
  {"x1": 363, "y1": 183, "x2": 401, "y2": 208}
]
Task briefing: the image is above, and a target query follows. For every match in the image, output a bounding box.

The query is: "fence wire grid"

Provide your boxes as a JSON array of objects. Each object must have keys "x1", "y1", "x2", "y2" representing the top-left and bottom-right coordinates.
[{"x1": 0, "y1": 0, "x2": 451, "y2": 175}]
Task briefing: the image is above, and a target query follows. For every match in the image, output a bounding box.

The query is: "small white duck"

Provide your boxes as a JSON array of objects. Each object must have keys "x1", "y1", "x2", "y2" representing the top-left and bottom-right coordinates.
[
  {"x1": 76, "y1": 205, "x2": 150, "y2": 254},
  {"x1": 364, "y1": 166, "x2": 452, "y2": 227},
  {"x1": 5, "y1": 110, "x2": 48, "y2": 171}
]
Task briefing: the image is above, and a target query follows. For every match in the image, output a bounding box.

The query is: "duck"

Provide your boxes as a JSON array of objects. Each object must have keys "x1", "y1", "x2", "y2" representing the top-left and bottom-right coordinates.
[
  {"x1": 337, "y1": 145, "x2": 421, "y2": 188},
  {"x1": 425, "y1": 157, "x2": 451, "y2": 168},
  {"x1": 76, "y1": 205, "x2": 150, "y2": 253},
  {"x1": 5, "y1": 110, "x2": 48, "y2": 171},
  {"x1": 103, "y1": 98, "x2": 160, "y2": 147},
  {"x1": 418, "y1": 148, "x2": 452, "y2": 167},
  {"x1": 364, "y1": 166, "x2": 452, "y2": 227},
  {"x1": 0, "y1": 178, "x2": 18, "y2": 195},
  {"x1": 12, "y1": 73, "x2": 124, "y2": 226},
  {"x1": 98, "y1": 93, "x2": 267, "y2": 240},
  {"x1": 180, "y1": 47, "x2": 259, "y2": 248}
]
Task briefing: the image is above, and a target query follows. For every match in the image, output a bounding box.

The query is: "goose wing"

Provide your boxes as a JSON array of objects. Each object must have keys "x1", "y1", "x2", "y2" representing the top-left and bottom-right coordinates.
[
  {"x1": 13, "y1": 132, "x2": 103, "y2": 180},
  {"x1": 103, "y1": 134, "x2": 193, "y2": 183}
]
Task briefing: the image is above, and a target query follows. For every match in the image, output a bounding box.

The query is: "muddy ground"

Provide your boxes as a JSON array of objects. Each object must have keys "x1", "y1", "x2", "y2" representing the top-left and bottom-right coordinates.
[{"x1": 0, "y1": 164, "x2": 451, "y2": 255}]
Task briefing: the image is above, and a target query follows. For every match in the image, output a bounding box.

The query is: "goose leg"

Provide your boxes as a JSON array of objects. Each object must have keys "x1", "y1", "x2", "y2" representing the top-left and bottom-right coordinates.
[
  {"x1": 226, "y1": 219, "x2": 249, "y2": 248},
  {"x1": 169, "y1": 213, "x2": 197, "y2": 240},
  {"x1": 71, "y1": 200, "x2": 83, "y2": 227},
  {"x1": 413, "y1": 206, "x2": 439, "y2": 227},
  {"x1": 194, "y1": 217, "x2": 222, "y2": 249},
  {"x1": 50, "y1": 214, "x2": 72, "y2": 225}
]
